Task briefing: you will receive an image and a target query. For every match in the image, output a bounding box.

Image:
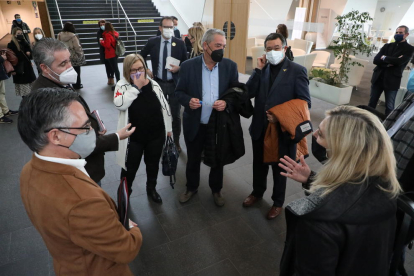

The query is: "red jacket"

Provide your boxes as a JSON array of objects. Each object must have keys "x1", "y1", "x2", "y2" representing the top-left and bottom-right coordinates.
[{"x1": 100, "y1": 31, "x2": 119, "y2": 59}]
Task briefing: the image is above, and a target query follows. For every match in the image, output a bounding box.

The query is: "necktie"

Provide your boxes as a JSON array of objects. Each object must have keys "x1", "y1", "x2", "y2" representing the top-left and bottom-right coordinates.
[{"x1": 162, "y1": 41, "x2": 168, "y2": 81}]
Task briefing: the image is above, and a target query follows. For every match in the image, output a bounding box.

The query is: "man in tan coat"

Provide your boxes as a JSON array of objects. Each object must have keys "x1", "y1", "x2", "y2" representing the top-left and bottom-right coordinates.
[{"x1": 18, "y1": 87, "x2": 142, "y2": 276}]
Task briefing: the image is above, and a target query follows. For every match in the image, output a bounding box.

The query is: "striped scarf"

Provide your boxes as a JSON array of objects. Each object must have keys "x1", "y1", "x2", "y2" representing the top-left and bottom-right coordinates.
[{"x1": 383, "y1": 93, "x2": 414, "y2": 178}]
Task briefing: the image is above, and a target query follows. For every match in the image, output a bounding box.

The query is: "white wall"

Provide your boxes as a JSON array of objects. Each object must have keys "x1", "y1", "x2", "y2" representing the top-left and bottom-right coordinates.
[
  {"x1": 372, "y1": 0, "x2": 413, "y2": 33},
  {"x1": 398, "y1": 2, "x2": 414, "y2": 32},
  {"x1": 342, "y1": 0, "x2": 378, "y2": 19},
  {"x1": 248, "y1": 0, "x2": 293, "y2": 39},
  {"x1": 319, "y1": 0, "x2": 348, "y2": 18},
  {"x1": 151, "y1": 0, "x2": 188, "y2": 35}
]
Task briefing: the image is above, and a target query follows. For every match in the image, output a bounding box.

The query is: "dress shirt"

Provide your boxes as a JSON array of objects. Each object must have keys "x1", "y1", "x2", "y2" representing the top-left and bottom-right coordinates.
[
  {"x1": 387, "y1": 101, "x2": 414, "y2": 137},
  {"x1": 158, "y1": 36, "x2": 173, "y2": 80},
  {"x1": 34, "y1": 152, "x2": 90, "y2": 177},
  {"x1": 201, "y1": 56, "x2": 219, "y2": 124}
]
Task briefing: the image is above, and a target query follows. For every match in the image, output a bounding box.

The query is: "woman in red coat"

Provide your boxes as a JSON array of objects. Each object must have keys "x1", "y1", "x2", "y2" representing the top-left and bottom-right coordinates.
[{"x1": 100, "y1": 22, "x2": 120, "y2": 89}]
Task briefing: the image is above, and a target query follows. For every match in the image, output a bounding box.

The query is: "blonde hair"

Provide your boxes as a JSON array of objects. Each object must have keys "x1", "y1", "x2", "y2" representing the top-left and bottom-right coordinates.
[
  {"x1": 122, "y1": 53, "x2": 147, "y2": 82},
  {"x1": 311, "y1": 105, "x2": 401, "y2": 198},
  {"x1": 188, "y1": 26, "x2": 204, "y2": 57},
  {"x1": 11, "y1": 27, "x2": 23, "y2": 51},
  {"x1": 193, "y1": 22, "x2": 205, "y2": 32},
  {"x1": 33, "y1": 27, "x2": 46, "y2": 42}
]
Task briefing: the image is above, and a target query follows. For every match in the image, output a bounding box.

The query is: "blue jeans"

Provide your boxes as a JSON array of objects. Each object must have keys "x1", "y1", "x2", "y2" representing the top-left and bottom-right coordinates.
[{"x1": 368, "y1": 82, "x2": 398, "y2": 116}]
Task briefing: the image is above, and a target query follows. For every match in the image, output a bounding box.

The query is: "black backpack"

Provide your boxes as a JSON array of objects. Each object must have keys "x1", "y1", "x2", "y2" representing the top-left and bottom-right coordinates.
[
  {"x1": 286, "y1": 46, "x2": 294, "y2": 61},
  {"x1": 162, "y1": 136, "x2": 179, "y2": 188}
]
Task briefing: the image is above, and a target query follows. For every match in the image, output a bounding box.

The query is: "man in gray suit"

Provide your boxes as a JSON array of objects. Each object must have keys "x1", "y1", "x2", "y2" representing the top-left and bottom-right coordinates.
[
  {"x1": 175, "y1": 28, "x2": 238, "y2": 207},
  {"x1": 242, "y1": 33, "x2": 311, "y2": 219}
]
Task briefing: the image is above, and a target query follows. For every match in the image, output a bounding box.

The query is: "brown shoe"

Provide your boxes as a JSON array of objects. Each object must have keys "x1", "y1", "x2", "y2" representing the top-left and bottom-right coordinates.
[
  {"x1": 267, "y1": 206, "x2": 282, "y2": 220},
  {"x1": 243, "y1": 194, "x2": 261, "y2": 207},
  {"x1": 108, "y1": 78, "x2": 114, "y2": 85}
]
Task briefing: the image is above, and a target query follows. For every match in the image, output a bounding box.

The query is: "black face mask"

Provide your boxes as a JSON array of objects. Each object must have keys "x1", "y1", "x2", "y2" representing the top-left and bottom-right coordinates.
[
  {"x1": 311, "y1": 135, "x2": 328, "y2": 164},
  {"x1": 16, "y1": 34, "x2": 24, "y2": 41},
  {"x1": 207, "y1": 44, "x2": 224, "y2": 62}
]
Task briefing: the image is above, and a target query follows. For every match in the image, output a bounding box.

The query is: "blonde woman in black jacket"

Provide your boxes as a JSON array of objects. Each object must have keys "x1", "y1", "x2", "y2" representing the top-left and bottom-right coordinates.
[{"x1": 279, "y1": 105, "x2": 401, "y2": 276}]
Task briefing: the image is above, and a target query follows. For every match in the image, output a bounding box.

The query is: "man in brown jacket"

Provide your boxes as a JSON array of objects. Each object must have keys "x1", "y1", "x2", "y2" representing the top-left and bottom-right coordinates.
[{"x1": 18, "y1": 87, "x2": 142, "y2": 276}]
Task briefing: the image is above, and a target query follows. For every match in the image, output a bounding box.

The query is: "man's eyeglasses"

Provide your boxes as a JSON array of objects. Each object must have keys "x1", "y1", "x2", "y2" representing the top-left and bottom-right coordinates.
[
  {"x1": 44, "y1": 123, "x2": 92, "y2": 135},
  {"x1": 130, "y1": 67, "x2": 145, "y2": 74}
]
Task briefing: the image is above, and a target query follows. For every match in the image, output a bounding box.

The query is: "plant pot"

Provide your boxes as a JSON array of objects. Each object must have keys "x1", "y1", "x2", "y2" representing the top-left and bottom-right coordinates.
[{"x1": 309, "y1": 79, "x2": 353, "y2": 105}]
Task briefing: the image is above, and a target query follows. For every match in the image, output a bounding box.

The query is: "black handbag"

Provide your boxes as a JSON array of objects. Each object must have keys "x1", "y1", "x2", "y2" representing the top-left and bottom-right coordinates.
[
  {"x1": 286, "y1": 46, "x2": 294, "y2": 61},
  {"x1": 162, "y1": 136, "x2": 179, "y2": 188}
]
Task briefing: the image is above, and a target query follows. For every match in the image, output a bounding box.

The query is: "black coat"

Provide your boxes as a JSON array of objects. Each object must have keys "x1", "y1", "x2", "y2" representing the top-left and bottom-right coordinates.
[
  {"x1": 11, "y1": 20, "x2": 31, "y2": 43},
  {"x1": 280, "y1": 178, "x2": 397, "y2": 276},
  {"x1": 203, "y1": 83, "x2": 253, "y2": 167},
  {"x1": 31, "y1": 75, "x2": 119, "y2": 183},
  {"x1": 7, "y1": 40, "x2": 36, "y2": 84},
  {"x1": 0, "y1": 56, "x2": 9, "y2": 81},
  {"x1": 371, "y1": 41, "x2": 414, "y2": 91},
  {"x1": 97, "y1": 29, "x2": 106, "y2": 63}
]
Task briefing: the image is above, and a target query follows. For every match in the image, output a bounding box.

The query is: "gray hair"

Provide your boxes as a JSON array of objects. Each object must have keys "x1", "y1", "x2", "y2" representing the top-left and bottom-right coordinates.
[
  {"x1": 201, "y1": 28, "x2": 226, "y2": 45},
  {"x1": 33, "y1": 38, "x2": 68, "y2": 72},
  {"x1": 18, "y1": 88, "x2": 78, "y2": 153}
]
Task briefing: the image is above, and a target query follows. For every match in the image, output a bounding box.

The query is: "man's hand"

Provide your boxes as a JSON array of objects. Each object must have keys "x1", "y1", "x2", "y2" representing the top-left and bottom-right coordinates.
[
  {"x1": 213, "y1": 100, "x2": 226, "y2": 111},
  {"x1": 117, "y1": 123, "x2": 136, "y2": 140},
  {"x1": 1, "y1": 53, "x2": 6, "y2": 61},
  {"x1": 257, "y1": 54, "x2": 266, "y2": 70},
  {"x1": 168, "y1": 64, "x2": 180, "y2": 73},
  {"x1": 146, "y1": 69, "x2": 153, "y2": 79},
  {"x1": 98, "y1": 129, "x2": 107, "y2": 135},
  {"x1": 26, "y1": 52, "x2": 30, "y2": 57},
  {"x1": 189, "y1": 98, "x2": 201, "y2": 109},
  {"x1": 132, "y1": 71, "x2": 149, "y2": 89},
  {"x1": 266, "y1": 111, "x2": 277, "y2": 123},
  {"x1": 167, "y1": 132, "x2": 172, "y2": 137}
]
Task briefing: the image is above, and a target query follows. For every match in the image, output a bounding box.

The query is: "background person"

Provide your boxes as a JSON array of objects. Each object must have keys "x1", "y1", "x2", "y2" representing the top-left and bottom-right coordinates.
[
  {"x1": 8, "y1": 27, "x2": 36, "y2": 99},
  {"x1": 100, "y1": 22, "x2": 120, "y2": 89},
  {"x1": 156, "y1": 15, "x2": 181, "y2": 38},
  {"x1": 10, "y1": 14, "x2": 31, "y2": 43},
  {"x1": 188, "y1": 26, "x2": 204, "y2": 59},
  {"x1": 58, "y1": 22, "x2": 85, "y2": 90},
  {"x1": 278, "y1": 106, "x2": 400, "y2": 276},
  {"x1": 276, "y1": 24, "x2": 288, "y2": 40},
  {"x1": 0, "y1": 51, "x2": 18, "y2": 124},
  {"x1": 31, "y1": 27, "x2": 45, "y2": 48},
  {"x1": 97, "y1": 19, "x2": 114, "y2": 86},
  {"x1": 114, "y1": 54, "x2": 172, "y2": 202}
]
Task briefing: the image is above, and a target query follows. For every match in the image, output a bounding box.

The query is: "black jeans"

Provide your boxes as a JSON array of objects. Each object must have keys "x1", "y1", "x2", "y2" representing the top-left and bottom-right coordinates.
[
  {"x1": 73, "y1": 66, "x2": 81, "y2": 88},
  {"x1": 251, "y1": 135, "x2": 287, "y2": 207},
  {"x1": 157, "y1": 79, "x2": 181, "y2": 143},
  {"x1": 104, "y1": 59, "x2": 114, "y2": 79},
  {"x1": 368, "y1": 81, "x2": 398, "y2": 116},
  {"x1": 185, "y1": 124, "x2": 223, "y2": 193},
  {"x1": 120, "y1": 135, "x2": 165, "y2": 195},
  {"x1": 106, "y1": 57, "x2": 120, "y2": 82}
]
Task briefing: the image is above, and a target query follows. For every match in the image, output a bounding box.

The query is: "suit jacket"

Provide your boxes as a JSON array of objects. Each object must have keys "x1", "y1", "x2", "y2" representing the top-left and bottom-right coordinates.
[
  {"x1": 156, "y1": 29, "x2": 181, "y2": 38},
  {"x1": 20, "y1": 155, "x2": 142, "y2": 276},
  {"x1": 175, "y1": 55, "x2": 239, "y2": 142},
  {"x1": 247, "y1": 58, "x2": 311, "y2": 141},
  {"x1": 31, "y1": 75, "x2": 119, "y2": 182},
  {"x1": 371, "y1": 41, "x2": 414, "y2": 91},
  {"x1": 140, "y1": 36, "x2": 187, "y2": 84}
]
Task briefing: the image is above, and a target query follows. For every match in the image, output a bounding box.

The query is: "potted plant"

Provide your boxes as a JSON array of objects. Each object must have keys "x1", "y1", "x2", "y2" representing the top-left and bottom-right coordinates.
[{"x1": 309, "y1": 10, "x2": 374, "y2": 105}]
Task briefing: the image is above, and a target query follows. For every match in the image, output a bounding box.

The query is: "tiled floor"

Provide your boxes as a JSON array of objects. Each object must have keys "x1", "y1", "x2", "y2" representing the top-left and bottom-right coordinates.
[{"x1": 0, "y1": 56, "x2": 413, "y2": 276}]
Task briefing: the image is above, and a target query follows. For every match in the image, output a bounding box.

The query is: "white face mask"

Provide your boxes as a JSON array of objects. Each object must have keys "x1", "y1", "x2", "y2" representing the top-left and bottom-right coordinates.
[
  {"x1": 162, "y1": 28, "x2": 174, "y2": 39},
  {"x1": 266, "y1": 50, "x2": 285, "y2": 65},
  {"x1": 47, "y1": 66, "x2": 78, "y2": 85},
  {"x1": 35, "y1": 34, "x2": 43, "y2": 40}
]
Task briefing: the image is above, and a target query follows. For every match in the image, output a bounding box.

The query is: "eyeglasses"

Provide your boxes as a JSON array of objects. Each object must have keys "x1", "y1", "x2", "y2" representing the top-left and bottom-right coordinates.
[
  {"x1": 130, "y1": 67, "x2": 145, "y2": 74},
  {"x1": 44, "y1": 123, "x2": 92, "y2": 135},
  {"x1": 162, "y1": 26, "x2": 174, "y2": 29}
]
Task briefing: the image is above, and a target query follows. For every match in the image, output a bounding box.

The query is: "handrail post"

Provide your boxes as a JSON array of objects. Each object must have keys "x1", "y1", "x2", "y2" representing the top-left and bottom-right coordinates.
[
  {"x1": 126, "y1": 18, "x2": 128, "y2": 41},
  {"x1": 117, "y1": 0, "x2": 120, "y2": 23},
  {"x1": 54, "y1": 0, "x2": 63, "y2": 29},
  {"x1": 111, "y1": 0, "x2": 114, "y2": 18},
  {"x1": 135, "y1": 34, "x2": 137, "y2": 53}
]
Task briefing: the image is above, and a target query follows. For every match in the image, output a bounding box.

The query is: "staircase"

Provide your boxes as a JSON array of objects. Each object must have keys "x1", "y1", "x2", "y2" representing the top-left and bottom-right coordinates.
[{"x1": 46, "y1": 0, "x2": 162, "y2": 65}]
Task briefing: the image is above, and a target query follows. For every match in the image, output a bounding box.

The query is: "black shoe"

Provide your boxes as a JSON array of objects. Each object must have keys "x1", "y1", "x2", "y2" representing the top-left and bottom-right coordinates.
[
  {"x1": 147, "y1": 188, "x2": 162, "y2": 203},
  {"x1": 4, "y1": 110, "x2": 18, "y2": 116},
  {"x1": 111, "y1": 85, "x2": 116, "y2": 91},
  {"x1": 73, "y1": 84, "x2": 83, "y2": 89}
]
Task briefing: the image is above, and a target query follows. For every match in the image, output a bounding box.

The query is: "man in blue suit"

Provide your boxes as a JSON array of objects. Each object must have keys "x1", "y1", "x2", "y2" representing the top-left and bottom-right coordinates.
[
  {"x1": 242, "y1": 33, "x2": 311, "y2": 219},
  {"x1": 175, "y1": 28, "x2": 238, "y2": 206},
  {"x1": 140, "y1": 16, "x2": 187, "y2": 151}
]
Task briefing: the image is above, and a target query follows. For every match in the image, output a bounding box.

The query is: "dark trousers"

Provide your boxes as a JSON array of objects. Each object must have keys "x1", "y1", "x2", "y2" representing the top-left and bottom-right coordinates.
[
  {"x1": 104, "y1": 59, "x2": 114, "y2": 79},
  {"x1": 251, "y1": 135, "x2": 287, "y2": 207},
  {"x1": 368, "y1": 81, "x2": 398, "y2": 116},
  {"x1": 157, "y1": 79, "x2": 181, "y2": 143},
  {"x1": 120, "y1": 136, "x2": 165, "y2": 194},
  {"x1": 185, "y1": 124, "x2": 223, "y2": 193},
  {"x1": 106, "y1": 57, "x2": 120, "y2": 82},
  {"x1": 73, "y1": 66, "x2": 81, "y2": 88}
]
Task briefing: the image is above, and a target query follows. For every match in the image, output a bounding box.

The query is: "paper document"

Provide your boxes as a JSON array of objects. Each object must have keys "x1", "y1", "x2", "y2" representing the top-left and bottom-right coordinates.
[
  {"x1": 91, "y1": 110, "x2": 106, "y2": 132},
  {"x1": 165, "y1": 56, "x2": 180, "y2": 70}
]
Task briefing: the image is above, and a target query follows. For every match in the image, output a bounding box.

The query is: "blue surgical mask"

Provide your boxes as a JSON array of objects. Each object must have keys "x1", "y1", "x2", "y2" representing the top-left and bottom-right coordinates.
[
  {"x1": 394, "y1": 34, "x2": 404, "y2": 43},
  {"x1": 174, "y1": 26, "x2": 178, "y2": 31},
  {"x1": 16, "y1": 18, "x2": 22, "y2": 22},
  {"x1": 100, "y1": 25, "x2": 105, "y2": 31}
]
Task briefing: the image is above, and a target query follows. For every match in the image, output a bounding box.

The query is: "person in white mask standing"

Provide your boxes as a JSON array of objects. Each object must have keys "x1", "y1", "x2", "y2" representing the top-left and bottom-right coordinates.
[
  {"x1": 31, "y1": 38, "x2": 135, "y2": 186},
  {"x1": 242, "y1": 33, "x2": 311, "y2": 220},
  {"x1": 140, "y1": 16, "x2": 187, "y2": 152}
]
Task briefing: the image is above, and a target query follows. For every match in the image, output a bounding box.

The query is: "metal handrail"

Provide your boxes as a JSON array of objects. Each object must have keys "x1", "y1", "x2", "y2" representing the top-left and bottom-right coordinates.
[
  {"x1": 53, "y1": 0, "x2": 64, "y2": 29},
  {"x1": 110, "y1": 0, "x2": 137, "y2": 53}
]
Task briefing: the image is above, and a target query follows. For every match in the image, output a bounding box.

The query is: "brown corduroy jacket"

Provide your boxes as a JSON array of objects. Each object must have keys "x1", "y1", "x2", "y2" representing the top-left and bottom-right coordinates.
[
  {"x1": 20, "y1": 154, "x2": 142, "y2": 276},
  {"x1": 264, "y1": 99, "x2": 312, "y2": 163}
]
